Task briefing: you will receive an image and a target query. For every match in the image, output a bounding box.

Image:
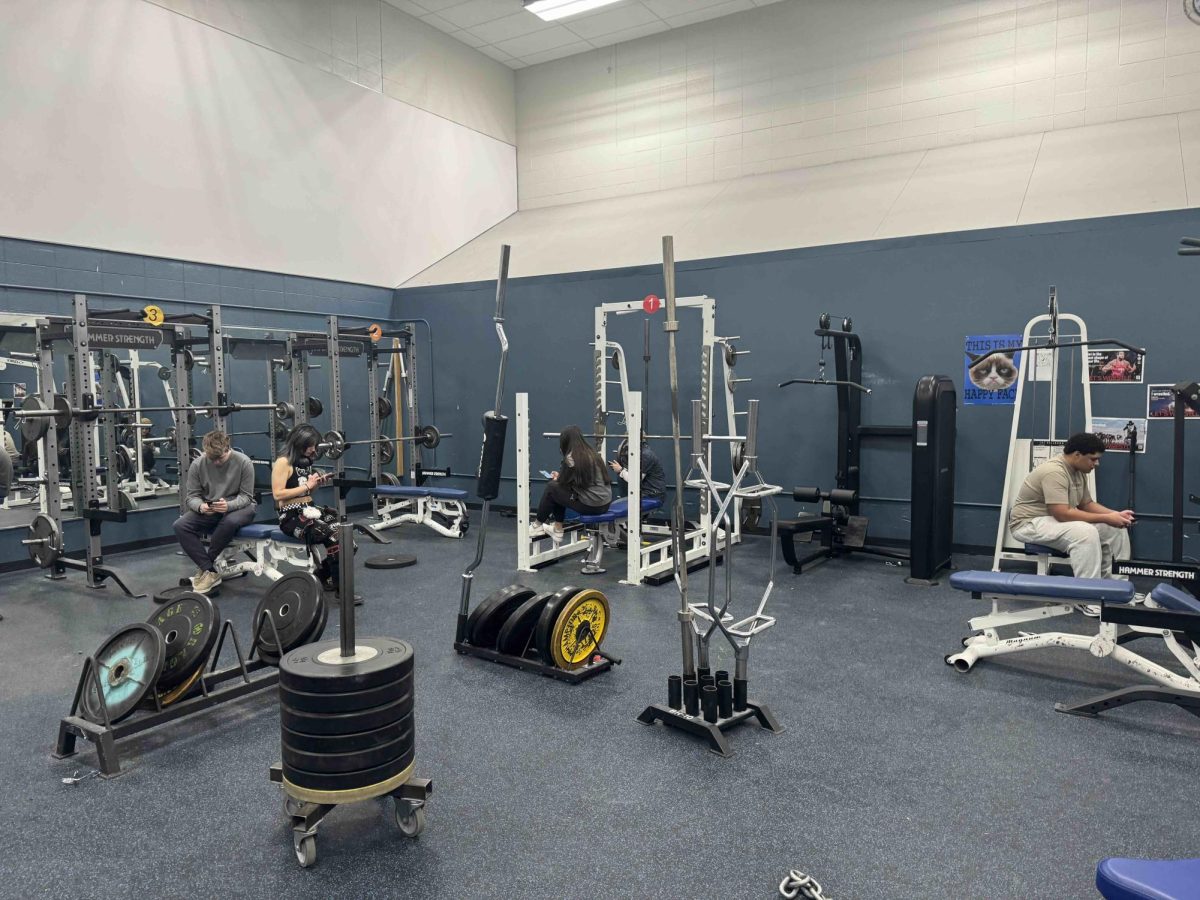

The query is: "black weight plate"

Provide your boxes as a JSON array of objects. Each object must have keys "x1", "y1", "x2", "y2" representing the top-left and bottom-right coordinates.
[
  {"x1": 253, "y1": 572, "x2": 323, "y2": 662},
  {"x1": 365, "y1": 554, "x2": 417, "y2": 570},
  {"x1": 280, "y1": 673, "x2": 411, "y2": 714},
  {"x1": 282, "y1": 712, "x2": 414, "y2": 755},
  {"x1": 534, "y1": 585, "x2": 580, "y2": 667},
  {"x1": 496, "y1": 591, "x2": 555, "y2": 657},
  {"x1": 466, "y1": 584, "x2": 538, "y2": 649},
  {"x1": 161, "y1": 583, "x2": 220, "y2": 600},
  {"x1": 283, "y1": 745, "x2": 415, "y2": 792},
  {"x1": 283, "y1": 726, "x2": 413, "y2": 774},
  {"x1": 299, "y1": 591, "x2": 329, "y2": 646},
  {"x1": 79, "y1": 624, "x2": 166, "y2": 724},
  {"x1": 146, "y1": 592, "x2": 220, "y2": 692},
  {"x1": 281, "y1": 688, "x2": 414, "y2": 736},
  {"x1": 280, "y1": 636, "x2": 414, "y2": 694}
]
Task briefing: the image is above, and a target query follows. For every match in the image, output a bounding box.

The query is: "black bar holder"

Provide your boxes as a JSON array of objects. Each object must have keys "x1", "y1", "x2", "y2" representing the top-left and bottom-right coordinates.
[{"x1": 638, "y1": 673, "x2": 783, "y2": 758}]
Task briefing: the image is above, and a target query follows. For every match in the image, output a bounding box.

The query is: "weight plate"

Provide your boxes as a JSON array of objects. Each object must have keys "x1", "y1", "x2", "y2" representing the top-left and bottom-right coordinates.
[
  {"x1": 380, "y1": 441, "x2": 395, "y2": 465},
  {"x1": 281, "y1": 688, "x2": 414, "y2": 736},
  {"x1": 280, "y1": 674, "x2": 411, "y2": 714},
  {"x1": 380, "y1": 472, "x2": 401, "y2": 487},
  {"x1": 550, "y1": 589, "x2": 611, "y2": 670},
  {"x1": 299, "y1": 591, "x2": 329, "y2": 647},
  {"x1": 466, "y1": 585, "x2": 538, "y2": 649},
  {"x1": 495, "y1": 591, "x2": 555, "y2": 657},
  {"x1": 158, "y1": 583, "x2": 220, "y2": 603},
  {"x1": 365, "y1": 554, "x2": 417, "y2": 570},
  {"x1": 79, "y1": 623, "x2": 165, "y2": 724},
  {"x1": 283, "y1": 726, "x2": 413, "y2": 774},
  {"x1": 282, "y1": 756, "x2": 415, "y2": 806},
  {"x1": 377, "y1": 396, "x2": 393, "y2": 419},
  {"x1": 282, "y1": 712, "x2": 414, "y2": 755},
  {"x1": 283, "y1": 745, "x2": 415, "y2": 793},
  {"x1": 279, "y1": 636, "x2": 414, "y2": 694},
  {"x1": 146, "y1": 592, "x2": 221, "y2": 692},
  {"x1": 253, "y1": 572, "x2": 323, "y2": 664},
  {"x1": 19, "y1": 396, "x2": 50, "y2": 443},
  {"x1": 306, "y1": 396, "x2": 323, "y2": 418},
  {"x1": 534, "y1": 585, "x2": 581, "y2": 667},
  {"x1": 26, "y1": 514, "x2": 64, "y2": 569},
  {"x1": 158, "y1": 663, "x2": 205, "y2": 707}
]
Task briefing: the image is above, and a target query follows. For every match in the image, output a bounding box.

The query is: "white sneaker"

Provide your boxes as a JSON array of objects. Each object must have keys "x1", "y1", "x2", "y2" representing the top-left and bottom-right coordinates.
[
  {"x1": 193, "y1": 570, "x2": 223, "y2": 594},
  {"x1": 187, "y1": 568, "x2": 205, "y2": 586},
  {"x1": 542, "y1": 521, "x2": 564, "y2": 545}
]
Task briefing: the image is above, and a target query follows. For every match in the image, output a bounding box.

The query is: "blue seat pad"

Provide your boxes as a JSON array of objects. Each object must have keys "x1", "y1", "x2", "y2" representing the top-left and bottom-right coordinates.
[
  {"x1": 1097, "y1": 857, "x2": 1200, "y2": 900},
  {"x1": 1023, "y1": 542, "x2": 1069, "y2": 558},
  {"x1": 1150, "y1": 583, "x2": 1200, "y2": 615},
  {"x1": 565, "y1": 496, "x2": 664, "y2": 525},
  {"x1": 235, "y1": 523, "x2": 304, "y2": 544},
  {"x1": 949, "y1": 570, "x2": 1135, "y2": 604},
  {"x1": 372, "y1": 486, "x2": 468, "y2": 500}
]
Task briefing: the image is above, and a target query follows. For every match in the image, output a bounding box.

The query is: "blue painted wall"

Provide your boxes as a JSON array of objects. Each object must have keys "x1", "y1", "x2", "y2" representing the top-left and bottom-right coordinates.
[
  {"x1": 0, "y1": 236, "x2": 395, "y2": 569},
  {"x1": 395, "y1": 208, "x2": 1200, "y2": 560}
]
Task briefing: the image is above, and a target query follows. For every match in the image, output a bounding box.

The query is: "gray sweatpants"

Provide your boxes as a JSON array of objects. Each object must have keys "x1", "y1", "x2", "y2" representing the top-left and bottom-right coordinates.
[
  {"x1": 173, "y1": 505, "x2": 257, "y2": 571},
  {"x1": 1010, "y1": 516, "x2": 1131, "y2": 580}
]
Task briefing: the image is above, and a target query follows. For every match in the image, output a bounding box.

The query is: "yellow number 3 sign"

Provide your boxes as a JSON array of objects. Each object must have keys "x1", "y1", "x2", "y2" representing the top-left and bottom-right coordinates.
[{"x1": 143, "y1": 305, "x2": 165, "y2": 326}]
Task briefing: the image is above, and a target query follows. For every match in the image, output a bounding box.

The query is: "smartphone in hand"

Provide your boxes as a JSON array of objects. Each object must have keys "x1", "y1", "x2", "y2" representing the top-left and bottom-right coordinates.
[{"x1": 540, "y1": 470, "x2": 553, "y2": 479}]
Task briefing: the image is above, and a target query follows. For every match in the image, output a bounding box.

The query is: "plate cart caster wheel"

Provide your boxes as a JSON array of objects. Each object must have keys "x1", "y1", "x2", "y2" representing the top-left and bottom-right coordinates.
[
  {"x1": 294, "y1": 835, "x2": 317, "y2": 868},
  {"x1": 284, "y1": 796, "x2": 305, "y2": 817},
  {"x1": 961, "y1": 636, "x2": 974, "y2": 648},
  {"x1": 394, "y1": 802, "x2": 426, "y2": 838}
]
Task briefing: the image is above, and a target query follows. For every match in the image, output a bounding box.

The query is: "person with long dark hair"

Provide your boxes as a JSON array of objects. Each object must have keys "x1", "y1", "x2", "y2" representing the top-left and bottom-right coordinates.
[
  {"x1": 272, "y1": 424, "x2": 342, "y2": 589},
  {"x1": 536, "y1": 425, "x2": 611, "y2": 544}
]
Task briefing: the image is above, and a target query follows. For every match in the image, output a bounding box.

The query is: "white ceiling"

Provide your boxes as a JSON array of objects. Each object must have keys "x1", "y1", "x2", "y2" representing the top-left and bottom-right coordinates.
[{"x1": 383, "y1": 0, "x2": 788, "y2": 68}]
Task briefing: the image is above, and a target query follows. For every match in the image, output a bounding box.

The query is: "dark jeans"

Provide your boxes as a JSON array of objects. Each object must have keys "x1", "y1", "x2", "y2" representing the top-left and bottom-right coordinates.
[
  {"x1": 537, "y1": 480, "x2": 609, "y2": 524},
  {"x1": 0, "y1": 446, "x2": 11, "y2": 497},
  {"x1": 173, "y1": 505, "x2": 257, "y2": 572}
]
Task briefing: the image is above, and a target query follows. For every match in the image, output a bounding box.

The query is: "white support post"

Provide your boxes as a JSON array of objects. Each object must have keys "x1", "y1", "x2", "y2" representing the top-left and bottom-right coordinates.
[
  {"x1": 624, "y1": 391, "x2": 642, "y2": 585},
  {"x1": 516, "y1": 391, "x2": 531, "y2": 573}
]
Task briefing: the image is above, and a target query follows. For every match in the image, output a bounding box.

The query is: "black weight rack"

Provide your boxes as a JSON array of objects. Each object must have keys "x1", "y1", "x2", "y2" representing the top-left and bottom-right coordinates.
[
  {"x1": 453, "y1": 634, "x2": 619, "y2": 684},
  {"x1": 54, "y1": 608, "x2": 291, "y2": 777}
]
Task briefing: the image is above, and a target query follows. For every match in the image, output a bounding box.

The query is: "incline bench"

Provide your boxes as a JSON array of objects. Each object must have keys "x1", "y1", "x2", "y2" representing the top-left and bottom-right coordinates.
[
  {"x1": 372, "y1": 484, "x2": 469, "y2": 538},
  {"x1": 565, "y1": 496, "x2": 664, "y2": 575}
]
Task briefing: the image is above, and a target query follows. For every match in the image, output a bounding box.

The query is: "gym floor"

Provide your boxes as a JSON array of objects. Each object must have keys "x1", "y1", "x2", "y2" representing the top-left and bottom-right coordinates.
[{"x1": 1, "y1": 518, "x2": 1195, "y2": 899}]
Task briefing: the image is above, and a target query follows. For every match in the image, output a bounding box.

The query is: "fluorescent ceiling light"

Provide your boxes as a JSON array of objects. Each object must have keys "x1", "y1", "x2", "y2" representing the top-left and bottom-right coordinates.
[{"x1": 525, "y1": 0, "x2": 624, "y2": 22}]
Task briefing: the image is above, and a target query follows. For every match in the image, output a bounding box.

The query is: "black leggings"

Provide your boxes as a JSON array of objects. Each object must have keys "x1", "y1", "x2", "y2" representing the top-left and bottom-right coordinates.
[
  {"x1": 279, "y1": 505, "x2": 341, "y2": 582},
  {"x1": 537, "y1": 480, "x2": 609, "y2": 524}
]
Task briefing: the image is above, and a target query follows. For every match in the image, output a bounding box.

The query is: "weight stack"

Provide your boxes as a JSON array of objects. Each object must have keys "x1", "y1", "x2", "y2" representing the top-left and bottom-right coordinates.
[{"x1": 279, "y1": 636, "x2": 416, "y2": 805}]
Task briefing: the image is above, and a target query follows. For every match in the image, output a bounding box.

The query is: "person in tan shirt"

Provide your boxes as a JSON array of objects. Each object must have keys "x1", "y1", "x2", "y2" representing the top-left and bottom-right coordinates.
[{"x1": 1009, "y1": 432, "x2": 1133, "y2": 579}]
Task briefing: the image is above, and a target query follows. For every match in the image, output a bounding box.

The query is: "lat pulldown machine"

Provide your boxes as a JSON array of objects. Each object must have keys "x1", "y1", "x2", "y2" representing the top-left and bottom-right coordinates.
[{"x1": 778, "y1": 315, "x2": 957, "y2": 583}]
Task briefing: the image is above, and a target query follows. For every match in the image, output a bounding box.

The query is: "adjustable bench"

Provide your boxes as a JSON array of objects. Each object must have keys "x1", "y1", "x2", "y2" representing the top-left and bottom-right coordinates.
[
  {"x1": 209, "y1": 522, "x2": 315, "y2": 582},
  {"x1": 372, "y1": 484, "x2": 469, "y2": 538},
  {"x1": 565, "y1": 496, "x2": 664, "y2": 575},
  {"x1": 1022, "y1": 541, "x2": 1069, "y2": 575},
  {"x1": 947, "y1": 570, "x2": 1200, "y2": 718},
  {"x1": 1097, "y1": 857, "x2": 1200, "y2": 899}
]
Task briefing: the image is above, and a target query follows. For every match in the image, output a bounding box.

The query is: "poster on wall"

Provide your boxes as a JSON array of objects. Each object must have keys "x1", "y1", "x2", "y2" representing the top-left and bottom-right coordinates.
[
  {"x1": 1148, "y1": 384, "x2": 1200, "y2": 420},
  {"x1": 12, "y1": 382, "x2": 26, "y2": 401},
  {"x1": 1090, "y1": 416, "x2": 1148, "y2": 453},
  {"x1": 1087, "y1": 349, "x2": 1143, "y2": 383},
  {"x1": 963, "y1": 334, "x2": 1022, "y2": 405}
]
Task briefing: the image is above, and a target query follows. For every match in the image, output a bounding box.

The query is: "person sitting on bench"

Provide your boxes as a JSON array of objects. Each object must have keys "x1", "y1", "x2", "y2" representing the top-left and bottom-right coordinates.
[
  {"x1": 1009, "y1": 431, "x2": 1133, "y2": 579},
  {"x1": 173, "y1": 430, "x2": 257, "y2": 594},
  {"x1": 272, "y1": 424, "x2": 341, "y2": 590},
  {"x1": 537, "y1": 425, "x2": 611, "y2": 545},
  {"x1": 609, "y1": 434, "x2": 667, "y2": 500}
]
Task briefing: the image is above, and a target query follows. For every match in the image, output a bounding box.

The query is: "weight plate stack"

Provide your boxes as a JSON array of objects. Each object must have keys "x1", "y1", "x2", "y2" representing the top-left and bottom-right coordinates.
[
  {"x1": 254, "y1": 572, "x2": 325, "y2": 665},
  {"x1": 79, "y1": 623, "x2": 166, "y2": 724},
  {"x1": 465, "y1": 584, "x2": 537, "y2": 649},
  {"x1": 496, "y1": 591, "x2": 555, "y2": 657},
  {"x1": 279, "y1": 637, "x2": 416, "y2": 804},
  {"x1": 146, "y1": 592, "x2": 221, "y2": 701},
  {"x1": 533, "y1": 585, "x2": 582, "y2": 667}
]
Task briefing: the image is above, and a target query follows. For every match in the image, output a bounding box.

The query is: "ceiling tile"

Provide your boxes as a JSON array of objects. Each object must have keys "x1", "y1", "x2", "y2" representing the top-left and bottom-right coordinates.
[
  {"x1": 381, "y1": 0, "x2": 431, "y2": 15},
  {"x1": 436, "y1": 0, "x2": 524, "y2": 29},
  {"x1": 586, "y1": 18, "x2": 670, "y2": 48},
  {"x1": 520, "y1": 39, "x2": 597, "y2": 66},
  {"x1": 468, "y1": 11, "x2": 550, "y2": 44},
  {"x1": 663, "y1": 0, "x2": 754, "y2": 29},
  {"x1": 564, "y1": 3, "x2": 662, "y2": 40},
  {"x1": 419, "y1": 12, "x2": 461, "y2": 33},
  {"x1": 494, "y1": 24, "x2": 581, "y2": 58},
  {"x1": 450, "y1": 28, "x2": 488, "y2": 47},
  {"x1": 643, "y1": 0, "x2": 729, "y2": 19},
  {"x1": 405, "y1": 0, "x2": 475, "y2": 11}
]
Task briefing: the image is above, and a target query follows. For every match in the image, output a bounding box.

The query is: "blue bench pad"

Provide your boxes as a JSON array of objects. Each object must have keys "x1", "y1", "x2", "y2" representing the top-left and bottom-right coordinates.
[
  {"x1": 1097, "y1": 857, "x2": 1200, "y2": 900},
  {"x1": 372, "y1": 486, "x2": 468, "y2": 500},
  {"x1": 1023, "y1": 542, "x2": 1069, "y2": 558},
  {"x1": 235, "y1": 523, "x2": 304, "y2": 544},
  {"x1": 1150, "y1": 583, "x2": 1200, "y2": 615},
  {"x1": 566, "y1": 497, "x2": 664, "y2": 525},
  {"x1": 949, "y1": 570, "x2": 1136, "y2": 604}
]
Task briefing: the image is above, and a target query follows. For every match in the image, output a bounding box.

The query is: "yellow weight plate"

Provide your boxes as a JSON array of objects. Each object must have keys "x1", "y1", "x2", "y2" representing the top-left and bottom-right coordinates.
[
  {"x1": 158, "y1": 664, "x2": 204, "y2": 707},
  {"x1": 282, "y1": 759, "x2": 415, "y2": 805},
  {"x1": 550, "y1": 589, "x2": 610, "y2": 670}
]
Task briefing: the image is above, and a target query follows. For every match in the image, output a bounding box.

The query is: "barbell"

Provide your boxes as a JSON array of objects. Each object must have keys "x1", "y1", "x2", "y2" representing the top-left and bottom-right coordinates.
[
  {"x1": 317, "y1": 424, "x2": 448, "y2": 460},
  {"x1": 12, "y1": 394, "x2": 285, "y2": 443},
  {"x1": 274, "y1": 397, "x2": 324, "y2": 421}
]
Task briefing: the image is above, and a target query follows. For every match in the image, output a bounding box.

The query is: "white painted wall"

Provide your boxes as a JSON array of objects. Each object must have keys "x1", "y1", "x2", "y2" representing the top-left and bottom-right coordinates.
[
  {"x1": 516, "y1": 0, "x2": 1200, "y2": 209},
  {"x1": 405, "y1": 110, "x2": 1199, "y2": 286},
  {"x1": 0, "y1": 0, "x2": 517, "y2": 287},
  {"x1": 147, "y1": 0, "x2": 517, "y2": 144}
]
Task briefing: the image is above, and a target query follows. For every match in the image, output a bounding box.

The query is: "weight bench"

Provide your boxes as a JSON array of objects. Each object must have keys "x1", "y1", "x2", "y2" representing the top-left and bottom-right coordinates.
[
  {"x1": 372, "y1": 485, "x2": 469, "y2": 538},
  {"x1": 947, "y1": 571, "x2": 1200, "y2": 715},
  {"x1": 1097, "y1": 857, "x2": 1200, "y2": 899},
  {"x1": 565, "y1": 497, "x2": 664, "y2": 575},
  {"x1": 1022, "y1": 541, "x2": 1069, "y2": 575},
  {"x1": 209, "y1": 523, "x2": 315, "y2": 582}
]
